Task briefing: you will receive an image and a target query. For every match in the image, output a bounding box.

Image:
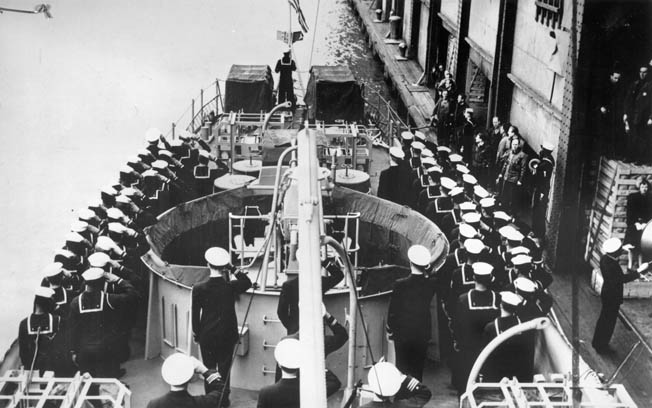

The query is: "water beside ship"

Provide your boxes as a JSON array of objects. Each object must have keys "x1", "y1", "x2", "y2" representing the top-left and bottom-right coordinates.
[{"x1": 0, "y1": 0, "x2": 391, "y2": 355}]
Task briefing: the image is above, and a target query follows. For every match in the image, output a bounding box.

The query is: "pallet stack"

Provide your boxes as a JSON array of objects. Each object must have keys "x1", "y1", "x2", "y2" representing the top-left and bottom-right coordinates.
[{"x1": 585, "y1": 158, "x2": 652, "y2": 298}]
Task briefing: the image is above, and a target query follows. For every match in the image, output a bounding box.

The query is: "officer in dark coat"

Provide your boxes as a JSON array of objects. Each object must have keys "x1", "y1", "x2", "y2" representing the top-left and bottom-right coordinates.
[
  {"x1": 452, "y1": 262, "x2": 499, "y2": 394},
  {"x1": 18, "y1": 287, "x2": 62, "y2": 374},
  {"x1": 623, "y1": 66, "x2": 652, "y2": 163},
  {"x1": 275, "y1": 48, "x2": 297, "y2": 109},
  {"x1": 386, "y1": 245, "x2": 439, "y2": 381},
  {"x1": 531, "y1": 142, "x2": 555, "y2": 238},
  {"x1": 68, "y1": 268, "x2": 138, "y2": 377},
  {"x1": 377, "y1": 147, "x2": 405, "y2": 204},
  {"x1": 192, "y1": 247, "x2": 251, "y2": 401},
  {"x1": 592, "y1": 238, "x2": 648, "y2": 354},
  {"x1": 257, "y1": 338, "x2": 341, "y2": 408},
  {"x1": 146, "y1": 353, "x2": 226, "y2": 408},
  {"x1": 625, "y1": 177, "x2": 652, "y2": 267},
  {"x1": 277, "y1": 253, "x2": 344, "y2": 335},
  {"x1": 360, "y1": 361, "x2": 432, "y2": 407}
]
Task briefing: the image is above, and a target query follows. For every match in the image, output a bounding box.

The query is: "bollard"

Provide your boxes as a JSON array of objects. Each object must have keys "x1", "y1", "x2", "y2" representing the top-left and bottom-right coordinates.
[
  {"x1": 389, "y1": 15, "x2": 401, "y2": 40},
  {"x1": 375, "y1": 8, "x2": 383, "y2": 21},
  {"x1": 398, "y1": 42, "x2": 407, "y2": 58}
]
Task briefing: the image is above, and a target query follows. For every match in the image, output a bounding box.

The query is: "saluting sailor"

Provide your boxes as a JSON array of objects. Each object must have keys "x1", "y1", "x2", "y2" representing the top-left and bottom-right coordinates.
[
  {"x1": 386, "y1": 245, "x2": 439, "y2": 381},
  {"x1": 41, "y1": 262, "x2": 74, "y2": 317},
  {"x1": 68, "y1": 268, "x2": 138, "y2": 378},
  {"x1": 192, "y1": 247, "x2": 251, "y2": 404},
  {"x1": 377, "y1": 146, "x2": 406, "y2": 205}
]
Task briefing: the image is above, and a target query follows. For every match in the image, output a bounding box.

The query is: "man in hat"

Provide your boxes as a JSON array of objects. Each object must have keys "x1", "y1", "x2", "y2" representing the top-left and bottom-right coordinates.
[
  {"x1": 68, "y1": 268, "x2": 138, "y2": 378},
  {"x1": 595, "y1": 68, "x2": 625, "y2": 160},
  {"x1": 360, "y1": 361, "x2": 431, "y2": 407},
  {"x1": 41, "y1": 263, "x2": 74, "y2": 317},
  {"x1": 452, "y1": 262, "x2": 499, "y2": 393},
  {"x1": 482, "y1": 291, "x2": 530, "y2": 382},
  {"x1": 257, "y1": 338, "x2": 341, "y2": 408},
  {"x1": 592, "y1": 238, "x2": 649, "y2": 354},
  {"x1": 471, "y1": 132, "x2": 493, "y2": 188},
  {"x1": 277, "y1": 250, "x2": 344, "y2": 335},
  {"x1": 18, "y1": 287, "x2": 62, "y2": 374},
  {"x1": 430, "y1": 89, "x2": 454, "y2": 146},
  {"x1": 531, "y1": 142, "x2": 555, "y2": 238},
  {"x1": 378, "y1": 147, "x2": 405, "y2": 205},
  {"x1": 459, "y1": 108, "x2": 477, "y2": 163},
  {"x1": 497, "y1": 137, "x2": 528, "y2": 215},
  {"x1": 623, "y1": 66, "x2": 652, "y2": 164},
  {"x1": 146, "y1": 353, "x2": 226, "y2": 408},
  {"x1": 192, "y1": 247, "x2": 251, "y2": 399},
  {"x1": 386, "y1": 245, "x2": 439, "y2": 381},
  {"x1": 275, "y1": 48, "x2": 297, "y2": 109}
]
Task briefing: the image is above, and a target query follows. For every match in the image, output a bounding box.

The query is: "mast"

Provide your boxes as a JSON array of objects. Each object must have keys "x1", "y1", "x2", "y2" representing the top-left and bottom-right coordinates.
[{"x1": 296, "y1": 126, "x2": 327, "y2": 408}]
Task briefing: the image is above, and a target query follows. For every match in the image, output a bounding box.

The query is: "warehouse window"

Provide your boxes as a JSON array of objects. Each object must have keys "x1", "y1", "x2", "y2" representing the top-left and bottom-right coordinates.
[{"x1": 535, "y1": 0, "x2": 563, "y2": 29}]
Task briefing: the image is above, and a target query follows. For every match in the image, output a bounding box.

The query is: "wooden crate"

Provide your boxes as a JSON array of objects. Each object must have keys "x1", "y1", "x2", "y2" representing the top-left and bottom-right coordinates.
[
  {"x1": 585, "y1": 158, "x2": 652, "y2": 272},
  {"x1": 591, "y1": 268, "x2": 652, "y2": 299}
]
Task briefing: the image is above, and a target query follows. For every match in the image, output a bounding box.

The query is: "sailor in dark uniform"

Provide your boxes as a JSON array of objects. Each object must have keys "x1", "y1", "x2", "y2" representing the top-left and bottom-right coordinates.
[
  {"x1": 18, "y1": 287, "x2": 61, "y2": 374},
  {"x1": 192, "y1": 247, "x2": 252, "y2": 401},
  {"x1": 54, "y1": 249, "x2": 84, "y2": 294},
  {"x1": 146, "y1": 353, "x2": 226, "y2": 408},
  {"x1": 531, "y1": 142, "x2": 555, "y2": 237},
  {"x1": 359, "y1": 361, "x2": 432, "y2": 408},
  {"x1": 277, "y1": 250, "x2": 344, "y2": 335},
  {"x1": 41, "y1": 263, "x2": 74, "y2": 317},
  {"x1": 377, "y1": 147, "x2": 406, "y2": 204},
  {"x1": 592, "y1": 238, "x2": 648, "y2": 354},
  {"x1": 452, "y1": 262, "x2": 499, "y2": 394},
  {"x1": 386, "y1": 245, "x2": 438, "y2": 381},
  {"x1": 144, "y1": 128, "x2": 164, "y2": 157},
  {"x1": 482, "y1": 291, "x2": 528, "y2": 382},
  {"x1": 275, "y1": 48, "x2": 297, "y2": 109},
  {"x1": 68, "y1": 268, "x2": 138, "y2": 377},
  {"x1": 257, "y1": 338, "x2": 341, "y2": 408},
  {"x1": 71, "y1": 220, "x2": 99, "y2": 247}
]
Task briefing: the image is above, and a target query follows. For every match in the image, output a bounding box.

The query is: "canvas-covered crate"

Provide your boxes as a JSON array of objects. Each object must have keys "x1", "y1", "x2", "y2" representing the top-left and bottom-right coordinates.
[{"x1": 585, "y1": 158, "x2": 652, "y2": 270}]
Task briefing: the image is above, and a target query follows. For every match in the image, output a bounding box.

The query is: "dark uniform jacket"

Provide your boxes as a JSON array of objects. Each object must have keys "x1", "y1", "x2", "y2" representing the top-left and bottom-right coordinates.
[
  {"x1": 625, "y1": 191, "x2": 652, "y2": 245},
  {"x1": 500, "y1": 150, "x2": 528, "y2": 184},
  {"x1": 482, "y1": 315, "x2": 531, "y2": 382},
  {"x1": 256, "y1": 370, "x2": 341, "y2": 408},
  {"x1": 387, "y1": 274, "x2": 439, "y2": 342},
  {"x1": 377, "y1": 165, "x2": 402, "y2": 204},
  {"x1": 192, "y1": 272, "x2": 252, "y2": 345},
  {"x1": 18, "y1": 313, "x2": 62, "y2": 372},
  {"x1": 277, "y1": 262, "x2": 343, "y2": 334},
  {"x1": 146, "y1": 370, "x2": 227, "y2": 408},
  {"x1": 624, "y1": 78, "x2": 652, "y2": 126},
  {"x1": 358, "y1": 375, "x2": 432, "y2": 408},
  {"x1": 600, "y1": 254, "x2": 640, "y2": 305}
]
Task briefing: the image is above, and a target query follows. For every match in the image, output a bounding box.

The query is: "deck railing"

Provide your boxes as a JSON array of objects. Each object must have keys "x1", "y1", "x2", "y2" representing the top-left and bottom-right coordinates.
[
  {"x1": 361, "y1": 86, "x2": 410, "y2": 147},
  {"x1": 164, "y1": 79, "x2": 225, "y2": 139}
]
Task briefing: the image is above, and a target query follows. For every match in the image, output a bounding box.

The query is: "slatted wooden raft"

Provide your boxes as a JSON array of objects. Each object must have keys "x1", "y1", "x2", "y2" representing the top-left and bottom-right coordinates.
[{"x1": 585, "y1": 157, "x2": 652, "y2": 298}]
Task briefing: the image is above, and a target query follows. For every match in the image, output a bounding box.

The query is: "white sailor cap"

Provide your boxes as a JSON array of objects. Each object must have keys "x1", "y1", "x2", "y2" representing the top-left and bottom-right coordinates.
[
  {"x1": 474, "y1": 186, "x2": 490, "y2": 200},
  {"x1": 514, "y1": 277, "x2": 537, "y2": 294},
  {"x1": 65, "y1": 231, "x2": 86, "y2": 243},
  {"x1": 145, "y1": 128, "x2": 162, "y2": 144},
  {"x1": 152, "y1": 160, "x2": 169, "y2": 171},
  {"x1": 414, "y1": 131, "x2": 426, "y2": 141},
  {"x1": 121, "y1": 187, "x2": 139, "y2": 197},
  {"x1": 500, "y1": 291, "x2": 523, "y2": 308},
  {"x1": 479, "y1": 197, "x2": 495, "y2": 209},
  {"x1": 421, "y1": 157, "x2": 437, "y2": 167},
  {"x1": 493, "y1": 211, "x2": 512, "y2": 222},
  {"x1": 498, "y1": 226, "x2": 523, "y2": 242},
  {"x1": 541, "y1": 141, "x2": 555, "y2": 151},
  {"x1": 95, "y1": 236, "x2": 119, "y2": 252},
  {"x1": 82, "y1": 268, "x2": 105, "y2": 281},
  {"x1": 389, "y1": 147, "x2": 405, "y2": 160},
  {"x1": 462, "y1": 174, "x2": 477, "y2": 185},
  {"x1": 407, "y1": 245, "x2": 431, "y2": 267},
  {"x1": 512, "y1": 254, "x2": 533, "y2": 266},
  {"x1": 440, "y1": 177, "x2": 457, "y2": 191},
  {"x1": 459, "y1": 202, "x2": 477, "y2": 212},
  {"x1": 472, "y1": 262, "x2": 494, "y2": 278},
  {"x1": 205, "y1": 247, "x2": 230, "y2": 267},
  {"x1": 449, "y1": 154, "x2": 463, "y2": 163},
  {"x1": 427, "y1": 165, "x2": 443, "y2": 174},
  {"x1": 420, "y1": 148, "x2": 434, "y2": 158},
  {"x1": 459, "y1": 223, "x2": 478, "y2": 239},
  {"x1": 108, "y1": 222, "x2": 128, "y2": 235},
  {"x1": 602, "y1": 237, "x2": 622, "y2": 254},
  {"x1": 71, "y1": 220, "x2": 89, "y2": 233},
  {"x1": 101, "y1": 185, "x2": 118, "y2": 197},
  {"x1": 455, "y1": 164, "x2": 470, "y2": 174},
  {"x1": 449, "y1": 187, "x2": 465, "y2": 197},
  {"x1": 54, "y1": 248, "x2": 76, "y2": 260},
  {"x1": 274, "y1": 338, "x2": 302, "y2": 369},
  {"x1": 462, "y1": 212, "x2": 481, "y2": 225},
  {"x1": 88, "y1": 198, "x2": 104, "y2": 210},
  {"x1": 161, "y1": 353, "x2": 195, "y2": 386},
  {"x1": 115, "y1": 195, "x2": 132, "y2": 205},
  {"x1": 43, "y1": 262, "x2": 64, "y2": 278},
  {"x1": 106, "y1": 207, "x2": 125, "y2": 221},
  {"x1": 464, "y1": 238, "x2": 484, "y2": 255},
  {"x1": 142, "y1": 169, "x2": 159, "y2": 178},
  {"x1": 411, "y1": 141, "x2": 425, "y2": 151},
  {"x1": 88, "y1": 252, "x2": 111, "y2": 268},
  {"x1": 138, "y1": 148, "x2": 155, "y2": 158},
  {"x1": 158, "y1": 150, "x2": 173, "y2": 159},
  {"x1": 35, "y1": 287, "x2": 55, "y2": 299},
  {"x1": 367, "y1": 362, "x2": 403, "y2": 397},
  {"x1": 437, "y1": 146, "x2": 451, "y2": 154},
  {"x1": 178, "y1": 130, "x2": 195, "y2": 141},
  {"x1": 127, "y1": 156, "x2": 142, "y2": 165},
  {"x1": 198, "y1": 150, "x2": 211, "y2": 160},
  {"x1": 400, "y1": 131, "x2": 414, "y2": 141},
  {"x1": 169, "y1": 139, "x2": 184, "y2": 148},
  {"x1": 78, "y1": 208, "x2": 98, "y2": 222},
  {"x1": 119, "y1": 165, "x2": 135, "y2": 176},
  {"x1": 510, "y1": 246, "x2": 531, "y2": 256}
]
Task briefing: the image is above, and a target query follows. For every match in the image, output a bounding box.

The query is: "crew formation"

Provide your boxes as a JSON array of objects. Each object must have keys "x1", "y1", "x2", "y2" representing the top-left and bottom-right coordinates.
[{"x1": 380, "y1": 128, "x2": 555, "y2": 396}]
